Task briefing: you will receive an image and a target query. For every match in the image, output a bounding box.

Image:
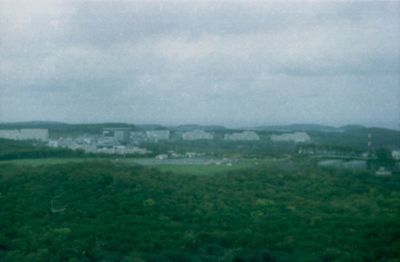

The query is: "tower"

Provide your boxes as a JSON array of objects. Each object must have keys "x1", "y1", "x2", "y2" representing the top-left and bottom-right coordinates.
[{"x1": 368, "y1": 129, "x2": 373, "y2": 157}]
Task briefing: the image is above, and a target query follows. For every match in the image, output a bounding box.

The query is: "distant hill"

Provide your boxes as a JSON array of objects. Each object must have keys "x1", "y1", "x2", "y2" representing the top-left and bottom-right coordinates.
[
  {"x1": 0, "y1": 121, "x2": 65, "y2": 129},
  {"x1": 339, "y1": 125, "x2": 367, "y2": 131},
  {"x1": 254, "y1": 124, "x2": 340, "y2": 132},
  {"x1": 171, "y1": 124, "x2": 227, "y2": 132},
  {"x1": 309, "y1": 127, "x2": 400, "y2": 150},
  {"x1": 135, "y1": 124, "x2": 168, "y2": 131},
  {"x1": 251, "y1": 124, "x2": 399, "y2": 150},
  {"x1": 0, "y1": 121, "x2": 136, "y2": 129}
]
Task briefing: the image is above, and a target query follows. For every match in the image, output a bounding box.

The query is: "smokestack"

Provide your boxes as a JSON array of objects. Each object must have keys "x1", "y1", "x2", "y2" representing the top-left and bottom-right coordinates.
[{"x1": 368, "y1": 129, "x2": 372, "y2": 156}]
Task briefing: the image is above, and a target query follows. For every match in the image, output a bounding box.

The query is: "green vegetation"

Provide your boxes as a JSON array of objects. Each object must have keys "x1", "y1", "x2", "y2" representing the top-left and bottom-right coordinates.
[
  {"x1": 1, "y1": 160, "x2": 399, "y2": 261},
  {"x1": 308, "y1": 127, "x2": 400, "y2": 151},
  {"x1": 154, "y1": 160, "x2": 263, "y2": 176},
  {"x1": 0, "y1": 139, "x2": 86, "y2": 160},
  {"x1": 0, "y1": 158, "x2": 100, "y2": 166},
  {"x1": 142, "y1": 139, "x2": 296, "y2": 158},
  {"x1": 0, "y1": 139, "x2": 152, "y2": 161},
  {"x1": 0, "y1": 123, "x2": 399, "y2": 261}
]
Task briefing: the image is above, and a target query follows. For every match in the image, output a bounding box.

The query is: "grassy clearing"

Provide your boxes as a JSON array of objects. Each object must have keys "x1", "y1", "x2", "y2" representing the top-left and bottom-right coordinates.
[
  {"x1": 113, "y1": 157, "x2": 277, "y2": 175},
  {"x1": 158, "y1": 163, "x2": 244, "y2": 175},
  {"x1": 0, "y1": 157, "x2": 285, "y2": 175},
  {"x1": 156, "y1": 159, "x2": 270, "y2": 175}
]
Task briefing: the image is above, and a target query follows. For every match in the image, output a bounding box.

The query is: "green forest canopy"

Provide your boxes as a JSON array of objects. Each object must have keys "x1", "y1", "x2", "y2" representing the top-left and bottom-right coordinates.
[{"x1": 1, "y1": 161, "x2": 399, "y2": 261}]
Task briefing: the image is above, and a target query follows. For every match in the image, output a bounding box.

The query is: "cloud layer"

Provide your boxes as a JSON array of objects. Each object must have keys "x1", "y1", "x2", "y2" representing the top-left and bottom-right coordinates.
[{"x1": 1, "y1": 0, "x2": 399, "y2": 128}]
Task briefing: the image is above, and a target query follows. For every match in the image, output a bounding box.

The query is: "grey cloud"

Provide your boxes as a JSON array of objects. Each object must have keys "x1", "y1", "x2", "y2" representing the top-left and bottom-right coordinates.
[
  {"x1": 64, "y1": 1, "x2": 399, "y2": 47},
  {"x1": 0, "y1": 0, "x2": 399, "y2": 128}
]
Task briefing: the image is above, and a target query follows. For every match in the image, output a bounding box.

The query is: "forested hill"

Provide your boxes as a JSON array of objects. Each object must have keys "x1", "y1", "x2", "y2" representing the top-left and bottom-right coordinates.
[{"x1": 308, "y1": 127, "x2": 400, "y2": 150}]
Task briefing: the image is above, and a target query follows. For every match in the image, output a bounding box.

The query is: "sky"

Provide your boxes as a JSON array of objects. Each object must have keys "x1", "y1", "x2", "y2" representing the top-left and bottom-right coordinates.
[{"x1": 0, "y1": 0, "x2": 399, "y2": 129}]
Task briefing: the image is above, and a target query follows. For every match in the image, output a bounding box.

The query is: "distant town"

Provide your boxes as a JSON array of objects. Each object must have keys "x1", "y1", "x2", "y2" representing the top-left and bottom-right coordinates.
[
  {"x1": 0, "y1": 123, "x2": 399, "y2": 176},
  {"x1": 0, "y1": 127, "x2": 310, "y2": 154}
]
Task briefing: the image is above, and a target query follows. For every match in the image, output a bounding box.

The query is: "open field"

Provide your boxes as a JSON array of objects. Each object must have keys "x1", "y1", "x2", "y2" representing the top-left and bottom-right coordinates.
[
  {"x1": 0, "y1": 152, "x2": 296, "y2": 174},
  {"x1": 0, "y1": 157, "x2": 280, "y2": 175}
]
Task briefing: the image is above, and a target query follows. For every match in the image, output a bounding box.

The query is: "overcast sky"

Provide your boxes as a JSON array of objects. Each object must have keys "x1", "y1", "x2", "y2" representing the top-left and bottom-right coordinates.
[{"x1": 1, "y1": 0, "x2": 399, "y2": 128}]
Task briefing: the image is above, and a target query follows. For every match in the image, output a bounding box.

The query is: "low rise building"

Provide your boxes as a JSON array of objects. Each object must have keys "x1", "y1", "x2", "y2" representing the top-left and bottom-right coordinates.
[
  {"x1": 0, "y1": 129, "x2": 48, "y2": 141},
  {"x1": 392, "y1": 150, "x2": 400, "y2": 160},
  {"x1": 182, "y1": 130, "x2": 213, "y2": 140},
  {"x1": 224, "y1": 131, "x2": 260, "y2": 141},
  {"x1": 96, "y1": 137, "x2": 115, "y2": 148},
  {"x1": 0, "y1": 130, "x2": 20, "y2": 140},
  {"x1": 146, "y1": 130, "x2": 170, "y2": 142},
  {"x1": 114, "y1": 130, "x2": 130, "y2": 143},
  {"x1": 48, "y1": 140, "x2": 59, "y2": 147},
  {"x1": 130, "y1": 131, "x2": 147, "y2": 143},
  {"x1": 376, "y1": 167, "x2": 392, "y2": 176},
  {"x1": 271, "y1": 132, "x2": 310, "y2": 143},
  {"x1": 155, "y1": 154, "x2": 168, "y2": 160},
  {"x1": 103, "y1": 128, "x2": 131, "y2": 143}
]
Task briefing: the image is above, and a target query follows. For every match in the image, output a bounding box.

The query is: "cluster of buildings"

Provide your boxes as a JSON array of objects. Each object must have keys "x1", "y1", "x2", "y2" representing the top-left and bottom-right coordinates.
[
  {"x1": 49, "y1": 136, "x2": 151, "y2": 155},
  {"x1": 0, "y1": 127, "x2": 318, "y2": 145},
  {"x1": 49, "y1": 128, "x2": 153, "y2": 155},
  {"x1": 180, "y1": 130, "x2": 260, "y2": 141},
  {"x1": 1, "y1": 126, "x2": 399, "y2": 176},
  {"x1": 297, "y1": 145, "x2": 361, "y2": 157},
  {"x1": 0, "y1": 128, "x2": 49, "y2": 141},
  {"x1": 47, "y1": 128, "x2": 261, "y2": 155},
  {"x1": 127, "y1": 129, "x2": 261, "y2": 142},
  {"x1": 103, "y1": 128, "x2": 170, "y2": 144}
]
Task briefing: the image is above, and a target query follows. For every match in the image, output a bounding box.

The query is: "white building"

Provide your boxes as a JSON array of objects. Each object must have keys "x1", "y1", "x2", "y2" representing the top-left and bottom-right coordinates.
[
  {"x1": 376, "y1": 167, "x2": 392, "y2": 176},
  {"x1": 19, "y1": 129, "x2": 49, "y2": 141},
  {"x1": 130, "y1": 131, "x2": 146, "y2": 142},
  {"x1": 0, "y1": 130, "x2": 20, "y2": 140},
  {"x1": 182, "y1": 130, "x2": 213, "y2": 140},
  {"x1": 103, "y1": 128, "x2": 131, "y2": 143},
  {"x1": 271, "y1": 132, "x2": 310, "y2": 143},
  {"x1": 392, "y1": 150, "x2": 400, "y2": 160},
  {"x1": 224, "y1": 131, "x2": 260, "y2": 141},
  {"x1": 155, "y1": 154, "x2": 168, "y2": 160},
  {"x1": 146, "y1": 130, "x2": 170, "y2": 142},
  {"x1": 48, "y1": 140, "x2": 59, "y2": 147},
  {"x1": 0, "y1": 129, "x2": 48, "y2": 141},
  {"x1": 114, "y1": 130, "x2": 130, "y2": 143}
]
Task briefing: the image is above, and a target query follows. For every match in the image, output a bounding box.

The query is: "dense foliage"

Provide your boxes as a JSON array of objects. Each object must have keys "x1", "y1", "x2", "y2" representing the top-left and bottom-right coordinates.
[
  {"x1": 308, "y1": 127, "x2": 400, "y2": 151},
  {"x1": 1, "y1": 161, "x2": 399, "y2": 261},
  {"x1": 142, "y1": 139, "x2": 296, "y2": 158},
  {"x1": 0, "y1": 139, "x2": 86, "y2": 160},
  {"x1": 0, "y1": 139, "x2": 152, "y2": 161}
]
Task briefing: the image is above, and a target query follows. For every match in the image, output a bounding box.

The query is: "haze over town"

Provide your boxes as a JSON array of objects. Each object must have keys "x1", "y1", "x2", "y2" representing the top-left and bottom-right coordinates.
[{"x1": 1, "y1": 0, "x2": 399, "y2": 129}]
